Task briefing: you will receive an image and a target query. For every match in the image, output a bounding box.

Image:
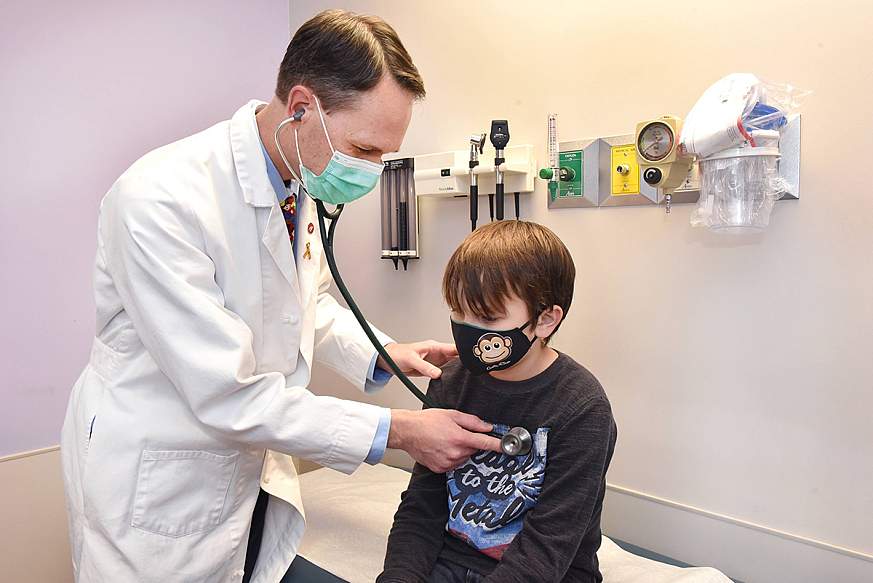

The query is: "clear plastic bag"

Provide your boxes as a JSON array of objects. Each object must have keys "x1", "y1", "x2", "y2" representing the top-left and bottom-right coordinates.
[
  {"x1": 742, "y1": 80, "x2": 812, "y2": 134},
  {"x1": 685, "y1": 74, "x2": 809, "y2": 231},
  {"x1": 691, "y1": 150, "x2": 787, "y2": 232}
]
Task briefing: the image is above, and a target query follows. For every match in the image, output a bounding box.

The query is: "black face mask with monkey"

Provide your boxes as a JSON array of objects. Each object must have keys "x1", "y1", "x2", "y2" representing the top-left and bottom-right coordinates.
[{"x1": 450, "y1": 319, "x2": 534, "y2": 375}]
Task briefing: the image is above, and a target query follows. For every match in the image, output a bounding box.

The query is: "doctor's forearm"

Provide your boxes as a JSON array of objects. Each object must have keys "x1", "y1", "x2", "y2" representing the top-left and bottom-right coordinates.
[{"x1": 386, "y1": 409, "x2": 414, "y2": 451}]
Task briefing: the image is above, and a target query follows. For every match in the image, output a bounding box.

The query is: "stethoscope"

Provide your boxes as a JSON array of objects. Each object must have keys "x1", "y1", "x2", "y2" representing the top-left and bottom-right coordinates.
[{"x1": 274, "y1": 115, "x2": 533, "y2": 457}]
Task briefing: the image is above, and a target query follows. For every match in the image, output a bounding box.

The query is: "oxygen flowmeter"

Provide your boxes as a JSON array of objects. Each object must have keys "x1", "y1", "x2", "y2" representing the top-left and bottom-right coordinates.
[{"x1": 539, "y1": 114, "x2": 576, "y2": 199}]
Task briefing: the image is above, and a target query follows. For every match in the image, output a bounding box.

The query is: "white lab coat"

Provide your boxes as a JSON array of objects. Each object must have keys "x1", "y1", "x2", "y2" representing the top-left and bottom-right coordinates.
[{"x1": 60, "y1": 100, "x2": 393, "y2": 582}]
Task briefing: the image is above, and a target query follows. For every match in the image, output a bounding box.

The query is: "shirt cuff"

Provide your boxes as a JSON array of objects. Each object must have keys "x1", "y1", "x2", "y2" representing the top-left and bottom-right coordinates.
[
  {"x1": 364, "y1": 350, "x2": 393, "y2": 394},
  {"x1": 365, "y1": 408, "x2": 392, "y2": 465}
]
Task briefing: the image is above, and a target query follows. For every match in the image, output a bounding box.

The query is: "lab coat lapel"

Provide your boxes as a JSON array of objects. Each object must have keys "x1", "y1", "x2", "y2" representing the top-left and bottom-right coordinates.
[
  {"x1": 261, "y1": 205, "x2": 302, "y2": 305},
  {"x1": 230, "y1": 100, "x2": 276, "y2": 208},
  {"x1": 230, "y1": 99, "x2": 302, "y2": 303}
]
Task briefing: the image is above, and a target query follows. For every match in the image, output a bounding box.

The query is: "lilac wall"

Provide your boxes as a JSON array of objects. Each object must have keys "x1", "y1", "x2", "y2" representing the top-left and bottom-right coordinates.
[{"x1": 0, "y1": 1, "x2": 290, "y2": 456}]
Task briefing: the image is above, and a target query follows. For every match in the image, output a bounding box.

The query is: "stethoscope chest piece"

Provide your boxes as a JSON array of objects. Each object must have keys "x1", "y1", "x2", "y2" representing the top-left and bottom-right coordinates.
[{"x1": 501, "y1": 426, "x2": 533, "y2": 456}]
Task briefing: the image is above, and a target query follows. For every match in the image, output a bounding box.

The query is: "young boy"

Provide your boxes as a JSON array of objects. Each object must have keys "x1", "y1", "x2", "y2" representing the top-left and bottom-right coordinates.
[{"x1": 378, "y1": 220, "x2": 617, "y2": 583}]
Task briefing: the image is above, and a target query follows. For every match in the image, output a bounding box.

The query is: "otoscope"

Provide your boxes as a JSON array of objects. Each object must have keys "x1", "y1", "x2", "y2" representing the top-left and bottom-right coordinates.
[
  {"x1": 490, "y1": 120, "x2": 510, "y2": 220},
  {"x1": 468, "y1": 133, "x2": 486, "y2": 231},
  {"x1": 272, "y1": 113, "x2": 533, "y2": 457}
]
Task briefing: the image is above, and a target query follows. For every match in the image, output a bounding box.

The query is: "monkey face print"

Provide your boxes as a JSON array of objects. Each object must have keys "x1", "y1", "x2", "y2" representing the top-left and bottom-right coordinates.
[
  {"x1": 451, "y1": 320, "x2": 534, "y2": 375},
  {"x1": 474, "y1": 332, "x2": 513, "y2": 364}
]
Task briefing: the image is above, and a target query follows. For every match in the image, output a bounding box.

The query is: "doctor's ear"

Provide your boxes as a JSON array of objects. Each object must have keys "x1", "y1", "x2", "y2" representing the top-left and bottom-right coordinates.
[{"x1": 285, "y1": 85, "x2": 314, "y2": 122}]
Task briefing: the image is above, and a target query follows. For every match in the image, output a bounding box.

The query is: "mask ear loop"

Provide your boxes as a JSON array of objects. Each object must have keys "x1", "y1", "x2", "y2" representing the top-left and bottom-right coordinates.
[
  {"x1": 281, "y1": 94, "x2": 335, "y2": 186},
  {"x1": 313, "y1": 95, "x2": 336, "y2": 155},
  {"x1": 526, "y1": 303, "x2": 550, "y2": 346},
  {"x1": 273, "y1": 116, "x2": 312, "y2": 198}
]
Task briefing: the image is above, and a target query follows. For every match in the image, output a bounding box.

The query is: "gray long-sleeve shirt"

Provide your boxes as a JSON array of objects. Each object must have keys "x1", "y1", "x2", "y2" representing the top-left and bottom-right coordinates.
[{"x1": 379, "y1": 352, "x2": 617, "y2": 583}]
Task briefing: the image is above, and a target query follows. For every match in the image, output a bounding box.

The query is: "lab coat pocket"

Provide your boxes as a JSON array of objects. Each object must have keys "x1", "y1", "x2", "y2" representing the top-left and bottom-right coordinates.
[{"x1": 131, "y1": 449, "x2": 239, "y2": 538}]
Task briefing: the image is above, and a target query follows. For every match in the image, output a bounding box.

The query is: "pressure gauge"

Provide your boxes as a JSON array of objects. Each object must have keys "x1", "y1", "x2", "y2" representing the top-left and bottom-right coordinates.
[
  {"x1": 637, "y1": 121, "x2": 674, "y2": 162},
  {"x1": 635, "y1": 115, "x2": 694, "y2": 214}
]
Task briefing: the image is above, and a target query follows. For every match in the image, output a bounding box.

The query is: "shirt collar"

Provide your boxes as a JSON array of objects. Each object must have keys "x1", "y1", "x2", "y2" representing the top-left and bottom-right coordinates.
[{"x1": 257, "y1": 131, "x2": 300, "y2": 200}]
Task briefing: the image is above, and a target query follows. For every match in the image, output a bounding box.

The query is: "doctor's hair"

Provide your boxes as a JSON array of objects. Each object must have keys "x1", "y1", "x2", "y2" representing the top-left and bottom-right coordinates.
[
  {"x1": 442, "y1": 221, "x2": 576, "y2": 343},
  {"x1": 276, "y1": 9, "x2": 425, "y2": 110}
]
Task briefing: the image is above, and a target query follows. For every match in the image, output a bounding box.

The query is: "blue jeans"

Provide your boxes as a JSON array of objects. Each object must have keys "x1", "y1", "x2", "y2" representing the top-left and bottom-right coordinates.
[{"x1": 429, "y1": 558, "x2": 484, "y2": 583}]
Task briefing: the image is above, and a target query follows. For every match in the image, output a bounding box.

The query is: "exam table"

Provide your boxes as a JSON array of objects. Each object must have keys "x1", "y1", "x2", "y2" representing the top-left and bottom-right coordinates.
[{"x1": 284, "y1": 464, "x2": 733, "y2": 583}]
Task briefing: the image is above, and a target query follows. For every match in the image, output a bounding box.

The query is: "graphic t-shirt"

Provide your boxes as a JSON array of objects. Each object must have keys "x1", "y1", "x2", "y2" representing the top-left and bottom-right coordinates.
[{"x1": 446, "y1": 424, "x2": 549, "y2": 559}]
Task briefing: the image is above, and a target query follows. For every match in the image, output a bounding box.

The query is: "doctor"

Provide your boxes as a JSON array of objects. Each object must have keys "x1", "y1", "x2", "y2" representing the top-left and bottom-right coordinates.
[{"x1": 61, "y1": 9, "x2": 500, "y2": 583}]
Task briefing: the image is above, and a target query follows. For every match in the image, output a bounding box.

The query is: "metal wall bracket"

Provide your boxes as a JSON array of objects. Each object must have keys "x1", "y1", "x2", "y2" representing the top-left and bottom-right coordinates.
[{"x1": 666, "y1": 114, "x2": 803, "y2": 206}]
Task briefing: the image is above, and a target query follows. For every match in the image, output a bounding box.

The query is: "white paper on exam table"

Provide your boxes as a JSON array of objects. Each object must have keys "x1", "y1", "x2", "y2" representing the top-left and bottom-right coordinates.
[{"x1": 297, "y1": 464, "x2": 733, "y2": 583}]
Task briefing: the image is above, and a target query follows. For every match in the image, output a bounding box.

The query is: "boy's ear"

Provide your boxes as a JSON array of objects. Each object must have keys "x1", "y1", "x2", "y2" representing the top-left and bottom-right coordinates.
[{"x1": 535, "y1": 305, "x2": 564, "y2": 340}]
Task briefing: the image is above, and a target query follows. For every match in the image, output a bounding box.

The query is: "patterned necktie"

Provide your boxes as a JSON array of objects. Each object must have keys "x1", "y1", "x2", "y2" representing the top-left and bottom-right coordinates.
[{"x1": 280, "y1": 191, "x2": 297, "y2": 246}]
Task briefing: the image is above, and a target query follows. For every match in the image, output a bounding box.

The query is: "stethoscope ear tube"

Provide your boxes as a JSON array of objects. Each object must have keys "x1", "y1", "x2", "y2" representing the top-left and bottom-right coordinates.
[
  {"x1": 314, "y1": 200, "x2": 532, "y2": 457},
  {"x1": 315, "y1": 200, "x2": 435, "y2": 408}
]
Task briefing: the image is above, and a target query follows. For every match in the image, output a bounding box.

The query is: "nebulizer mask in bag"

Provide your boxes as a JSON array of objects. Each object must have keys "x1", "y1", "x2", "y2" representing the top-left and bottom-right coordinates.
[{"x1": 680, "y1": 74, "x2": 809, "y2": 232}]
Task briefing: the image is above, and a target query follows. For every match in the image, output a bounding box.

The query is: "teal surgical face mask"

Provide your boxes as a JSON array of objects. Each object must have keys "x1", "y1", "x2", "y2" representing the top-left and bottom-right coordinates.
[{"x1": 292, "y1": 96, "x2": 383, "y2": 205}]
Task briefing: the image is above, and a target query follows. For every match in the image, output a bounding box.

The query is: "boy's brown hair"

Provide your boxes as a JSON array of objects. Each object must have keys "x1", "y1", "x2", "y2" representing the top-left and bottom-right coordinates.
[{"x1": 442, "y1": 221, "x2": 575, "y2": 342}]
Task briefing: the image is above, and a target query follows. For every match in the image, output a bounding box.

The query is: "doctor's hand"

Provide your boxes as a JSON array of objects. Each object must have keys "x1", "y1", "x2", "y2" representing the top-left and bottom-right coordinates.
[
  {"x1": 377, "y1": 341, "x2": 458, "y2": 380},
  {"x1": 388, "y1": 409, "x2": 502, "y2": 473}
]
